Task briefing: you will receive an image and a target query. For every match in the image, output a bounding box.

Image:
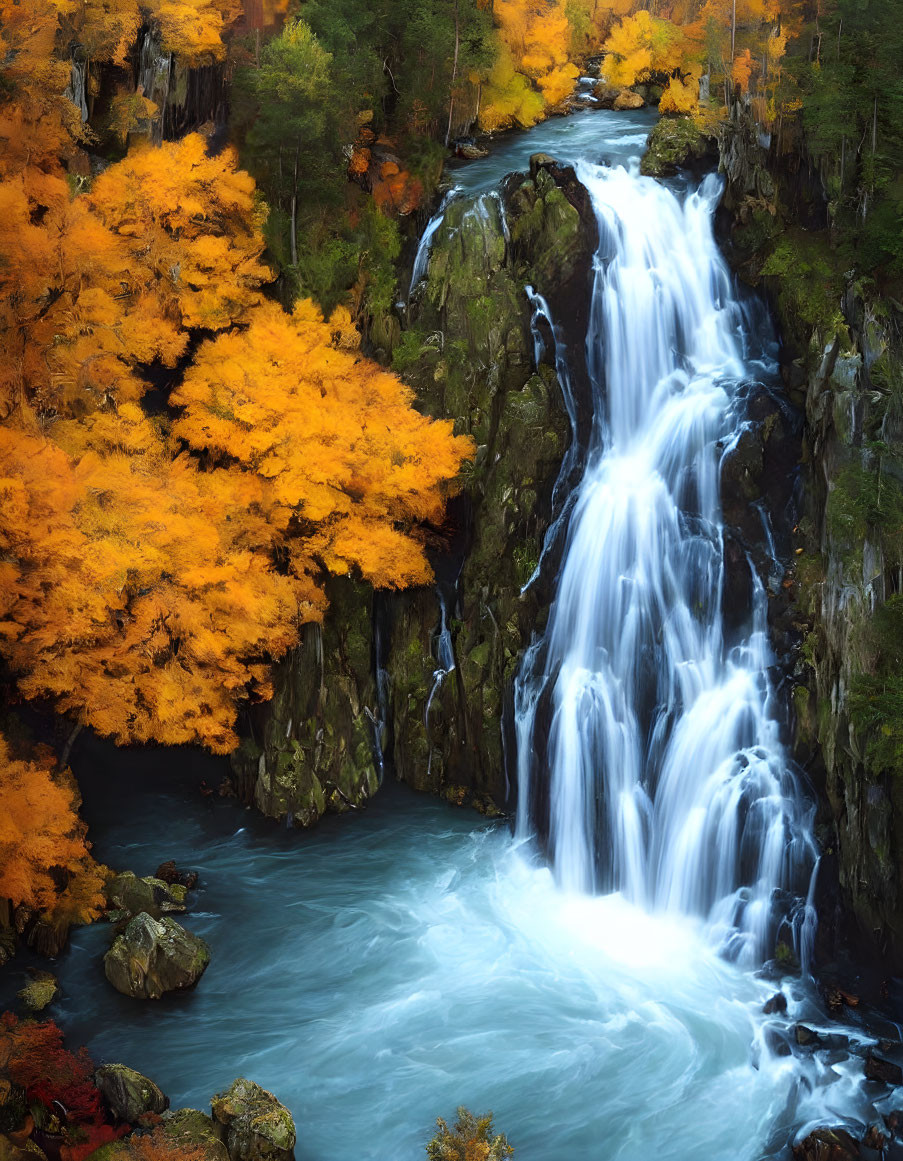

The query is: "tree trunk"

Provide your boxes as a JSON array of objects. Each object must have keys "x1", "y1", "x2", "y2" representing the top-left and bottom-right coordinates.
[
  {"x1": 291, "y1": 146, "x2": 299, "y2": 268},
  {"x1": 60, "y1": 720, "x2": 83, "y2": 768},
  {"x1": 445, "y1": 0, "x2": 461, "y2": 148}
]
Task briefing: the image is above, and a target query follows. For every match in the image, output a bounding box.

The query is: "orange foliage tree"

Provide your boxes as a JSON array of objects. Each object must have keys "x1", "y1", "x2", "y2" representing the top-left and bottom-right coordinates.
[
  {"x1": 0, "y1": 133, "x2": 269, "y2": 424},
  {"x1": 0, "y1": 732, "x2": 106, "y2": 920},
  {"x1": 0, "y1": 412, "x2": 304, "y2": 752},
  {"x1": 172, "y1": 300, "x2": 475, "y2": 591},
  {"x1": 0, "y1": 0, "x2": 477, "y2": 760}
]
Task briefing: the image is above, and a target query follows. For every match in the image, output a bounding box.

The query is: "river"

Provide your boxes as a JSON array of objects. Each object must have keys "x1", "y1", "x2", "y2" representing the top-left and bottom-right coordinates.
[{"x1": 15, "y1": 108, "x2": 903, "y2": 1161}]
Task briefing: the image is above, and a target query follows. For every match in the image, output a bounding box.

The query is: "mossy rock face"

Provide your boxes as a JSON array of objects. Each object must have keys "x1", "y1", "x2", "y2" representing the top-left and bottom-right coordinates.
[
  {"x1": 211, "y1": 1078, "x2": 295, "y2": 1161},
  {"x1": 231, "y1": 576, "x2": 379, "y2": 828},
  {"x1": 641, "y1": 114, "x2": 716, "y2": 178},
  {"x1": 103, "y1": 914, "x2": 210, "y2": 1000},
  {"x1": 774, "y1": 274, "x2": 903, "y2": 966},
  {"x1": 160, "y1": 1108, "x2": 230, "y2": 1161},
  {"x1": 95, "y1": 1064, "x2": 169, "y2": 1122},
  {"x1": 385, "y1": 163, "x2": 594, "y2": 808},
  {"x1": 237, "y1": 154, "x2": 594, "y2": 821}
]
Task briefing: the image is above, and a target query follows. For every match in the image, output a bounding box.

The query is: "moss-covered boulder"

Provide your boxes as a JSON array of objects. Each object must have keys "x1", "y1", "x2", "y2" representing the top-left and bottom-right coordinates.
[
  {"x1": 211, "y1": 1079, "x2": 295, "y2": 1161},
  {"x1": 106, "y1": 872, "x2": 187, "y2": 920},
  {"x1": 16, "y1": 971, "x2": 57, "y2": 1013},
  {"x1": 95, "y1": 1064, "x2": 169, "y2": 1122},
  {"x1": 641, "y1": 114, "x2": 717, "y2": 178},
  {"x1": 104, "y1": 914, "x2": 210, "y2": 1000},
  {"x1": 160, "y1": 1108, "x2": 230, "y2": 1161}
]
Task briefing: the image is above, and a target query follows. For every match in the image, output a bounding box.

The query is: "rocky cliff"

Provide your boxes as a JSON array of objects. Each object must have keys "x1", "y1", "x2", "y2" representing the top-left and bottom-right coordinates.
[
  {"x1": 233, "y1": 155, "x2": 598, "y2": 824},
  {"x1": 687, "y1": 103, "x2": 903, "y2": 970}
]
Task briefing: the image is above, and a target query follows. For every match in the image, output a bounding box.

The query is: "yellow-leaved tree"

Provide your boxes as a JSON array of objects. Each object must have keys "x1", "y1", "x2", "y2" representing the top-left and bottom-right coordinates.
[
  {"x1": 0, "y1": 732, "x2": 106, "y2": 922},
  {"x1": 172, "y1": 300, "x2": 475, "y2": 591}
]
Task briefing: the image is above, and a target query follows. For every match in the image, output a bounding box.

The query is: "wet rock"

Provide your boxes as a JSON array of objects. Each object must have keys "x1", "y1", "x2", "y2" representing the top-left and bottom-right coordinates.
[
  {"x1": 763, "y1": 992, "x2": 788, "y2": 1015},
  {"x1": 155, "y1": 861, "x2": 199, "y2": 890},
  {"x1": 865, "y1": 1053, "x2": 903, "y2": 1085},
  {"x1": 231, "y1": 576, "x2": 378, "y2": 828},
  {"x1": 824, "y1": 985, "x2": 860, "y2": 1013},
  {"x1": 884, "y1": 1110, "x2": 903, "y2": 1135},
  {"x1": 106, "y1": 871, "x2": 187, "y2": 919},
  {"x1": 591, "y1": 82, "x2": 617, "y2": 105},
  {"x1": 16, "y1": 970, "x2": 57, "y2": 1012},
  {"x1": 794, "y1": 1024, "x2": 821, "y2": 1048},
  {"x1": 24, "y1": 917, "x2": 70, "y2": 959},
  {"x1": 211, "y1": 1078, "x2": 296, "y2": 1161},
  {"x1": 95, "y1": 1064, "x2": 169, "y2": 1122},
  {"x1": 160, "y1": 1108, "x2": 229, "y2": 1161},
  {"x1": 104, "y1": 913, "x2": 210, "y2": 1000},
  {"x1": 792, "y1": 1128, "x2": 862, "y2": 1160},
  {"x1": 764, "y1": 1026, "x2": 792, "y2": 1057},
  {"x1": 613, "y1": 89, "x2": 645, "y2": 110},
  {"x1": 456, "y1": 142, "x2": 489, "y2": 160},
  {"x1": 863, "y1": 1124, "x2": 889, "y2": 1151}
]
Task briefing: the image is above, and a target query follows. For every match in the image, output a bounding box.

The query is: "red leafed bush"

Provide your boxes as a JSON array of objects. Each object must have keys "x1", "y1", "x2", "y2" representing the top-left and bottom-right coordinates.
[
  {"x1": 61, "y1": 1122, "x2": 129, "y2": 1161},
  {"x1": 3, "y1": 1014, "x2": 105, "y2": 1125}
]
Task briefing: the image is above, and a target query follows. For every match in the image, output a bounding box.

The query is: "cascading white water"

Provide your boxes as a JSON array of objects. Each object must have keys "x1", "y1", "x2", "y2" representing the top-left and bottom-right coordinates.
[{"x1": 515, "y1": 161, "x2": 817, "y2": 966}]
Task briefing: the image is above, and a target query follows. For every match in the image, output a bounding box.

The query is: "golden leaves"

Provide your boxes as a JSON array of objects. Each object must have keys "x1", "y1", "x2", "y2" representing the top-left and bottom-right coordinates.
[
  {"x1": 0, "y1": 733, "x2": 105, "y2": 920},
  {"x1": 173, "y1": 298, "x2": 474, "y2": 597}
]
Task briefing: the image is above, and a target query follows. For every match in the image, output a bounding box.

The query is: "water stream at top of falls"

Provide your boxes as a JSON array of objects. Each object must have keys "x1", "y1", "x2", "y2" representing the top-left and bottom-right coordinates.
[
  {"x1": 17, "y1": 111, "x2": 902, "y2": 1161},
  {"x1": 513, "y1": 160, "x2": 818, "y2": 969}
]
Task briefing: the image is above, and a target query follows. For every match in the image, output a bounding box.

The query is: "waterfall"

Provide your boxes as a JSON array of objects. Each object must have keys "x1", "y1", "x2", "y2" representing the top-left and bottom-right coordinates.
[{"x1": 514, "y1": 161, "x2": 818, "y2": 967}]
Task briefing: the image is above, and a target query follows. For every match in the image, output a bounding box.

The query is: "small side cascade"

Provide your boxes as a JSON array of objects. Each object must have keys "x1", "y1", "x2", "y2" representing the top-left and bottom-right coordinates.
[{"x1": 424, "y1": 588, "x2": 458, "y2": 783}]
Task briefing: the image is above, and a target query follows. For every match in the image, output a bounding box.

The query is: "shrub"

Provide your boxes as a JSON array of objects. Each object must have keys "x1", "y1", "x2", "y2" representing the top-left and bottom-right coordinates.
[{"x1": 426, "y1": 1107, "x2": 514, "y2": 1161}]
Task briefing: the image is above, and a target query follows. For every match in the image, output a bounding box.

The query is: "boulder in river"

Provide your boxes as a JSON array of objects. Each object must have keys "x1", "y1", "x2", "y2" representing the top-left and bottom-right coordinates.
[
  {"x1": 104, "y1": 913, "x2": 210, "y2": 999},
  {"x1": 792, "y1": 1127, "x2": 862, "y2": 1160},
  {"x1": 161, "y1": 1108, "x2": 230, "y2": 1160},
  {"x1": 613, "y1": 89, "x2": 645, "y2": 110},
  {"x1": 211, "y1": 1078, "x2": 296, "y2": 1161},
  {"x1": 16, "y1": 970, "x2": 58, "y2": 1012},
  {"x1": 106, "y1": 871, "x2": 187, "y2": 919},
  {"x1": 95, "y1": 1063, "x2": 169, "y2": 1122},
  {"x1": 155, "y1": 860, "x2": 199, "y2": 890},
  {"x1": 865, "y1": 1053, "x2": 903, "y2": 1085}
]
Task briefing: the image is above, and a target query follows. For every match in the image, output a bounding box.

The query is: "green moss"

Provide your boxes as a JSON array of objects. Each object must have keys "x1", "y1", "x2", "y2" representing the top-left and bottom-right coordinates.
[
  {"x1": 826, "y1": 462, "x2": 903, "y2": 562},
  {"x1": 640, "y1": 115, "x2": 715, "y2": 178},
  {"x1": 761, "y1": 231, "x2": 846, "y2": 345},
  {"x1": 847, "y1": 597, "x2": 903, "y2": 777}
]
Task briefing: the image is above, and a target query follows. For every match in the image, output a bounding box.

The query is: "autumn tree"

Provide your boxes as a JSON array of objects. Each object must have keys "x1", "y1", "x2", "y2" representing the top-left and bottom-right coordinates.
[
  {"x1": 0, "y1": 732, "x2": 106, "y2": 921},
  {"x1": 172, "y1": 300, "x2": 474, "y2": 589},
  {"x1": 0, "y1": 315, "x2": 472, "y2": 751},
  {"x1": 481, "y1": 0, "x2": 580, "y2": 128},
  {"x1": 602, "y1": 10, "x2": 695, "y2": 88},
  {"x1": 0, "y1": 412, "x2": 307, "y2": 751},
  {"x1": 0, "y1": 133, "x2": 269, "y2": 423}
]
